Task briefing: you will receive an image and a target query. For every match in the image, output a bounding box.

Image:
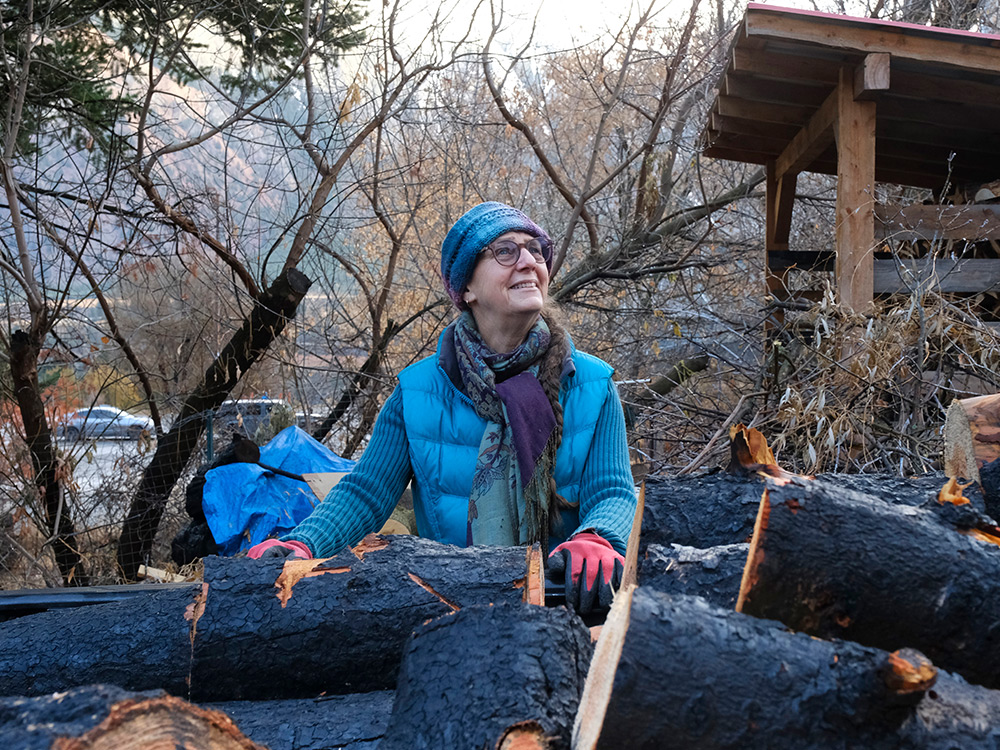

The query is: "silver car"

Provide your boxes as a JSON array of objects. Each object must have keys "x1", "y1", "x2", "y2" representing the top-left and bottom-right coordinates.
[{"x1": 58, "y1": 406, "x2": 154, "y2": 440}]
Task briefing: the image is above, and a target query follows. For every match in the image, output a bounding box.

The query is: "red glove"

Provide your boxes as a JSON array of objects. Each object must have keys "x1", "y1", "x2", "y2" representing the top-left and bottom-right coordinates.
[
  {"x1": 547, "y1": 532, "x2": 624, "y2": 614},
  {"x1": 247, "y1": 539, "x2": 313, "y2": 560}
]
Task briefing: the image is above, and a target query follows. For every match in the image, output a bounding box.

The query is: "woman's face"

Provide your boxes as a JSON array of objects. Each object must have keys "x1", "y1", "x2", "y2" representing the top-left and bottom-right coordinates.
[{"x1": 463, "y1": 231, "x2": 550, "y2": 323}]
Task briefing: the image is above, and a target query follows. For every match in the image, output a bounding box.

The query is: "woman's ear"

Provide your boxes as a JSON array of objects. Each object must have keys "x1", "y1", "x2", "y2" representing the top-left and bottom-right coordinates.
[{"x1": 464, "y1": 289, "x2": 477, "y2": 305}]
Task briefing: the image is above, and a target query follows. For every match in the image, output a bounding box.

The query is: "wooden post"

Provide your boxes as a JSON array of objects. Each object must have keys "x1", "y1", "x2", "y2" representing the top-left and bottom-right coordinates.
[
  {"x1": 765, "y1": 160, "x2": 798, "y2": 325},
  {"x1": 834, "y1": 66, "x2": 877, "y2": 312}
]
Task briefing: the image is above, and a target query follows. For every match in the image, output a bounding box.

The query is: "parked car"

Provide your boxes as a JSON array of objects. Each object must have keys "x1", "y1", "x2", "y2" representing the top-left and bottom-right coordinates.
[
  {"x1": 58, "y1": 406, "x2": 154, "y2": 440},
  {"x1": 212, "y1": 398, "x2": 293, "y2": 441}
]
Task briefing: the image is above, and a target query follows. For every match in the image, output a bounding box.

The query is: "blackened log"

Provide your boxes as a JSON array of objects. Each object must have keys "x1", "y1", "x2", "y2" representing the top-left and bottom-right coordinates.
[
  {"x1": 0, "y1": 535, "x2": 541, "y2": 701},
  {"x1": 205, "y1": 691, "x2": 394, "y2": 750},
  {"x1": 380, "y1": 602, "x2": 592, "y2": 750},
  {"x1": 641, "y1": 472, "x2": 763, "y2": 550},
  {"x1": 575, "y1": 587, "x2": 1000, "y2": 749},
  {"x1": 738, "y1": 475, "x2": 1000, "y2": 689},
  {"x1": 0, "y1": 581, "x2": 196, "y2": 621},
  {"x1": 639, "y1": 543, "x2": 748, "y2": 609},
  {"x1": 118, "y1": 267, "x2": 312, "y2": 582},
  {"x1": 641, "y1": 471, "x2": 989, "y2": 556},
  {"x1": 0, "y1": 585, "x2": 198, "y2": 697},
  {"x1": 0, "y1": 684, "x2": 263, "y2": 749}
]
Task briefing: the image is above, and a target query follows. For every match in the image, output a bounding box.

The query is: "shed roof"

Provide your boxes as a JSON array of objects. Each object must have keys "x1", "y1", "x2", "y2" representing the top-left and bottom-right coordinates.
[{"x1": 703, "y1": 4, "x2": 1000, "y2": 189}]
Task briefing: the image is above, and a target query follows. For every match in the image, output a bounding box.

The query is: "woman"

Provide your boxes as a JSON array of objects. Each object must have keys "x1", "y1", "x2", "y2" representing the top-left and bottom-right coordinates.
[{"x1": 249, "y1": 202, "x2": 637, "y2": 613}]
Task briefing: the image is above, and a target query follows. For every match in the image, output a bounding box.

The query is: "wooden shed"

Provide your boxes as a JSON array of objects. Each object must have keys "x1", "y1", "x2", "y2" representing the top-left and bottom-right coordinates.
[{"x1": 703, "y1": 4, "x2": 1000, "y2": 312}]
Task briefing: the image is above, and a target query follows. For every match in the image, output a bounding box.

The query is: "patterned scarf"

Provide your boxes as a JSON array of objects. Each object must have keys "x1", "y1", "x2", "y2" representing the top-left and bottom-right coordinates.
[{"x1": 449, "y1": 312, "x2": 559, "y2": 550}]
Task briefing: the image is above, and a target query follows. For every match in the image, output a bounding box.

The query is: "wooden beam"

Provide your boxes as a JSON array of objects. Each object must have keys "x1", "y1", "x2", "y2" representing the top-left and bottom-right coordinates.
[
  {"x1": 765, "y1": 162, "x2": 798, "y2": 322},
  {"x1": 722, "y1": 72, "x2": 830, "y2": 108},
  {"x1": 854, "y1": 52, "x2": 890, "y2": 99},
  {"x1": 714, "y1": 95, "x2": 816, "y2": 127},
  {"x1": 887, "y1": 67, "x2": 1000, "y2": 110},
  {"x1": 744, "y1": 4, "x2": 1000, "y2": 76},
  {"x1": 874, "y1": 258, "x2": 1000, "y2": 294},
  {"x1": 774, "y1": 84, "x2": 839, "y2": 179},
  {"x1": 731, "y1": 45, "x2": 842, "y2": 85},
  {"x1": 709, "y1": 112, "x2": 800, "y2": 142},
  {"x1": 766, "y1": 161, "x2": 797, "y2": 252},
  {"x1": 834, "y1": 66, "x2": 877, "y2": 312},
  {"x1": 875, "y1": 203, "x2": 1000, "y2": 242}
]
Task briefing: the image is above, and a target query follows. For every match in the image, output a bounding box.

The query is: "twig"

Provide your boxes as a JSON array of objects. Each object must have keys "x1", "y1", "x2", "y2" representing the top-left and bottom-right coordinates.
[{"x1": 676, "y1": 392, "x2": 761, "y2": 475}]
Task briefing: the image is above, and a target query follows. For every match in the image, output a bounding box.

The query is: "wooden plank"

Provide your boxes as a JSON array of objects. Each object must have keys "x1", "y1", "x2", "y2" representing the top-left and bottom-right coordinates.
[
  {"x1": 853, "y1": 52, "x2": 890, "y2": 99},
  {"x1": 887, "y1": 67, "x2": 1000, "y2": 111},
  {"x1": 722, "y1": 72, "x2": 831, "y2": 108},
  {"x1": 714, "y1": 95, "x2": 815, "y2": 126},
  {"x1": 731, "y1": 45, "x2": 842, "y2": 85},
  {"x1": 744, "y1": 4, "x2": 1000, "y2": 76},
  {"x1": 709, "y1": 112, "x2": 800, "y2": 142},
  {"x1": 775, "y1": 84, "x2": 838, "y2": 179},
  {"x1": 835, "y1": 67, "x2": 877, "y2": 311},
  {"x1": 875, "y1": 204, "x2": 1000, "y2": 242},
  {"x1": 873, "y1": 257, "x2": 1000, "y2": 294}
]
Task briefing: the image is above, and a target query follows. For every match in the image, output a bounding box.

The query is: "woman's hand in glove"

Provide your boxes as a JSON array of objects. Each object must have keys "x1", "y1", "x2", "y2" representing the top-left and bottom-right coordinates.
[
  {"x1": 547, "y1": 532, "x2": 624, "y2": 614},
  {"x1": 247, "y1": 539, "x2": 313, "y2": 560}
]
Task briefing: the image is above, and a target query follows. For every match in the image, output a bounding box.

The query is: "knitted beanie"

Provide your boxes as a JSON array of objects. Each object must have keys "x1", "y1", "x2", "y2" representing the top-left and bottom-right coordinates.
[{"x1": 440, "y1": 202, "x2": 552, "y2": 309}]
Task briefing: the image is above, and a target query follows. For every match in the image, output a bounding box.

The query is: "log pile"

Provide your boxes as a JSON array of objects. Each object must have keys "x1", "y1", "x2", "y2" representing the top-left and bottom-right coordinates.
[{"x1": 9, "y1": 452, "x2": 1000, "y2": 748}]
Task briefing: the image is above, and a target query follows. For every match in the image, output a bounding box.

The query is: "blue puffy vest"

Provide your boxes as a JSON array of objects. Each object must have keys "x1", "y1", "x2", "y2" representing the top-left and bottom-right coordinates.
[{"x1": 397, "y1": 342, "x2": 615, "y2": 549}]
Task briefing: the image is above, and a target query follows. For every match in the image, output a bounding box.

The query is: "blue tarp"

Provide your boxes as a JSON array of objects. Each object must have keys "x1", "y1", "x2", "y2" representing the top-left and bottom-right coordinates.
[{"x1": 203, "y1": 426, "x2": 356, "y2": 556}]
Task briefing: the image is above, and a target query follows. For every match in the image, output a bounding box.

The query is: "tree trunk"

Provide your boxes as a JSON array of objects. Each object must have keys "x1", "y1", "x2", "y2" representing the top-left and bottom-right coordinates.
[
  {"x1": 1, "y1": 535, "x2": 544, "y2": 701},
  {"x1": 9, "y1": 329, "x2": 87, "y2": 586},
  {"x1": 204, "y1": 691, "x2": 394, "y2": 750},
  {"x1": 0, "y1": 684, "x2": 264, "y2": 749},
  {"x1": 117, "y1": 268, "x2": 312, "y2": 582},
  {"x1": 380, "y1": 602, "x2": 592, "y2": 750},
  {"x1": 575, "y1": 587, "x2": 1000, "y2": 749},
  {"x1": 737, "y1": 475, "x2": 1000, "y2": 690},
  {"x1": 640, "y1": 542, "x2": 748, "y2": 609}
]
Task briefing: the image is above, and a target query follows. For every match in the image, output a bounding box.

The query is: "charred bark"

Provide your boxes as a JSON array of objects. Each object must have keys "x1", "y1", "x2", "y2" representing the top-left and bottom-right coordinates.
[
  {"x1": 0, "y1": 684, "x2": 264, "y2": 749},
  {"x1": 738, "y1": 475, "x2": 1000, "y2": 689},
  {"x1": 641, "y1": 473, "x2": 764, "y2": 550},
  {"x1": 575, "y1": 588, "x2": 1000, "y2": 749},
  {"x1": 0, "y1": 535, "x2": 542, "y2": 701},
  {"x1": 9, "y1": 330, "x2": 87, "y2": 586},
  {"x1": 380, "y1": 602, "x2": 592, "y2": 750},
  {"x1": 117, "y1": 268, "x2": 312, "y2": 582},
  {"x1": 640, "y1": 542, "x2": 748, "y2": 609},
  {"x1": 205, "y1": 691, "x2": 394, "y2": 750},
  {"x1": 641, "y1": 471, "x2": 984, "y2": 555}
]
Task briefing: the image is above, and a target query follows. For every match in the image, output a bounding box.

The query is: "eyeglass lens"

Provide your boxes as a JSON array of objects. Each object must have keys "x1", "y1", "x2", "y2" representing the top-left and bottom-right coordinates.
[{"x1": 489, "y1": 240, "x2": 549, "y2": 265}]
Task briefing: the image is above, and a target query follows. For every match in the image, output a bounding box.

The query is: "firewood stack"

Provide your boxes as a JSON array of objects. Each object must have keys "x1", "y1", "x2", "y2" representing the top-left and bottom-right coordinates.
[{"x1": 6, "y1": 424, "x2": 1000, "y2": 748}]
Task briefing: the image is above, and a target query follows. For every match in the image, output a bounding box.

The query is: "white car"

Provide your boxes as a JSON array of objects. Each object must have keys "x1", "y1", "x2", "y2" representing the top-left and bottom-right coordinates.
[{"x1": 58, "y1": 406, "x2": 154, "y2": 440}]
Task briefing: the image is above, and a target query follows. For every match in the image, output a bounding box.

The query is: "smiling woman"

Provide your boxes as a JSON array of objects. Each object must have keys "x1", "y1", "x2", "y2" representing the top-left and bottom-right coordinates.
[{"x1": 248, "y1": 202, "x2": 638, "y2": 616}]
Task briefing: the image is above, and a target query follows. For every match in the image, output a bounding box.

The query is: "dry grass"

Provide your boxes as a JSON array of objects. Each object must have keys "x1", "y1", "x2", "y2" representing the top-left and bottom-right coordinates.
[{"x1": 629, "y1": 287, "x2": 1000, "y2": 476}]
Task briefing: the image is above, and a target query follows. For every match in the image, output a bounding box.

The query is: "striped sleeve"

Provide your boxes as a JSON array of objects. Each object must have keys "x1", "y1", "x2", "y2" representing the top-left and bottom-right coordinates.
[
  {"x1": 572, "y1": 379, "x2": 637, "y2": 555},
  {"x1": 283, "y1": 387, "x2": 413, "y2": 558}
]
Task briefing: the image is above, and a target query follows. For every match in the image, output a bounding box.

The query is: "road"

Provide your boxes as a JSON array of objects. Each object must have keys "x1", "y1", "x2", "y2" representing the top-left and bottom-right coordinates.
[{"x1": 61, "y1": 437, "x2": 157, "y2": 527}]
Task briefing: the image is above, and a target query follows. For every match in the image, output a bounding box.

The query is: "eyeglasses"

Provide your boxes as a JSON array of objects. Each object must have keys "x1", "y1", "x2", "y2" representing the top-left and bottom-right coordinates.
[{"x1": 483, "y1": 238, "x2": 551, "y2": 266}]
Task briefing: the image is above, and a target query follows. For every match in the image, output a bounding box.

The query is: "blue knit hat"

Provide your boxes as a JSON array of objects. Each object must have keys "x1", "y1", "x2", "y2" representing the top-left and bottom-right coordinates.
[{"x1": 440, "y1": 202, "x2": 552, "y2": 309}]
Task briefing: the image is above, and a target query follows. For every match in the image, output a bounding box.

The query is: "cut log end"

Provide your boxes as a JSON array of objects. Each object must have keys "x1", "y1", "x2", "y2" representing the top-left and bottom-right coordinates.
[
  {"x1": 50, "y1": 695, "x2": 264, "y2": 750},
  {"x1": 735, "y1": 487, "x2": 771, "y2": 613},
  {"x1": 572, "y1": 583, "x2": 636, "y2": 750},
  {"x1": 523, "y1": 544, "x2": 545, "y2": 606},
  {"x1": 496, "y1": 720, "x2": 552, "y2": 749},
  {"x1": 884, "y1": 648, "x2": 938, "y2": 696}
]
